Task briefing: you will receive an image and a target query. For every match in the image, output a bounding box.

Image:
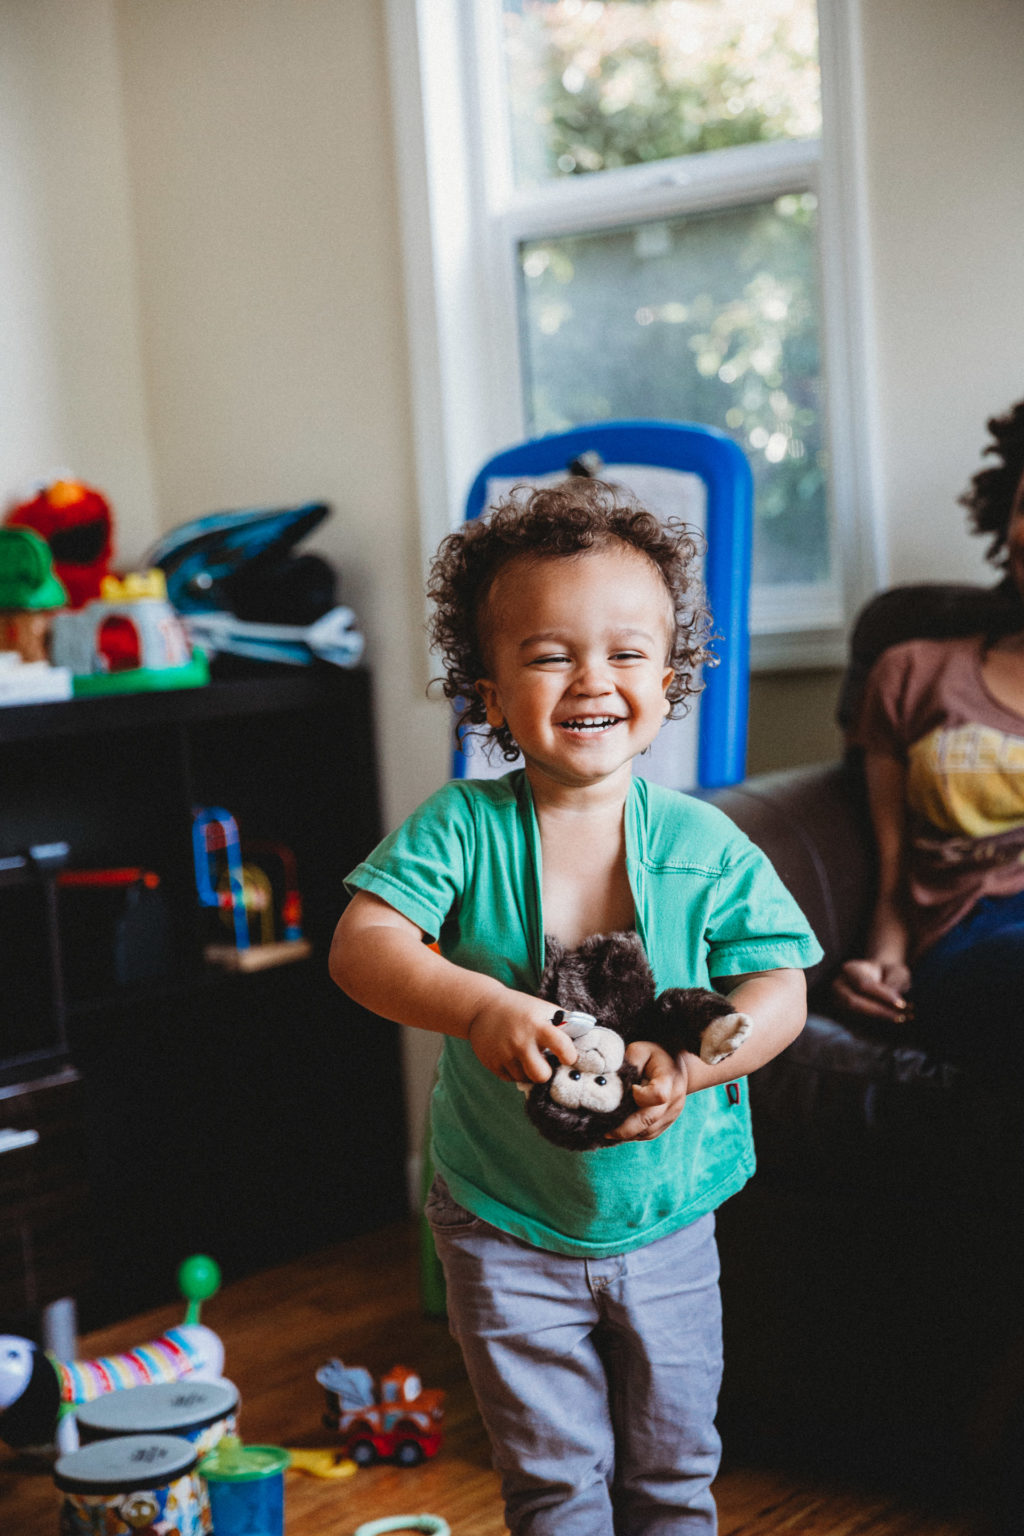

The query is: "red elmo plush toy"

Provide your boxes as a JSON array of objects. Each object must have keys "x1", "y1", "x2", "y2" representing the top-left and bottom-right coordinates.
[{"x1": 6, "y1": 478, "x2": 114, "y2": 609}]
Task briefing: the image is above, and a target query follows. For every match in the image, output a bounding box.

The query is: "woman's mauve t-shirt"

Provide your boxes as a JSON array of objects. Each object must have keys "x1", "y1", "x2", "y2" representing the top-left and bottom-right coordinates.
[{"x1": 853, "y1": 635, "x2": 1024, "y2": 956}]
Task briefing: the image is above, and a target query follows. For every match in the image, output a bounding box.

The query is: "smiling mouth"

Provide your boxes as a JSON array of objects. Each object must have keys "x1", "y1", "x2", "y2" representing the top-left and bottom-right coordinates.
[{"x1": 558, "y1": 716, "x2": 622, "y2": 732}]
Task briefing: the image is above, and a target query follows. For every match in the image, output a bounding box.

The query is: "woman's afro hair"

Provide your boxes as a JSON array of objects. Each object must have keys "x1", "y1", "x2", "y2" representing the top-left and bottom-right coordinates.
[{"x1": 960, "y1": 397, "x2": 1024, "y2": 567}]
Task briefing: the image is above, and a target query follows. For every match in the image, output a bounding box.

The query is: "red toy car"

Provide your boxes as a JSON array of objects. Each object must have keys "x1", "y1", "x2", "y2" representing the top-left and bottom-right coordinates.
[{"x1": 316, "y1": 1360, "x2": 444, "y2": 1467}]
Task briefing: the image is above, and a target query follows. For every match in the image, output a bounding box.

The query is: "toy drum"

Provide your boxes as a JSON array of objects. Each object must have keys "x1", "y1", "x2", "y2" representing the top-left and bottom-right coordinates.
[
  {"x1": 54, "y1": 1433, "x2": 207, "y2": 1535},
  {"x1": 75, "y1": 1377, "x2": 239, "y2": 1460}
]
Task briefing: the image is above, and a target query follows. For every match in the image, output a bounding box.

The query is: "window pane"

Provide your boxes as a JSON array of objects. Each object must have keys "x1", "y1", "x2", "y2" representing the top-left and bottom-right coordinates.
[
  {"x1": 502, "y1": 0, "x2": 821, "y2": 188},
  {"x1": 518, "y1": 194, "x2": 829, "y2": 586}
]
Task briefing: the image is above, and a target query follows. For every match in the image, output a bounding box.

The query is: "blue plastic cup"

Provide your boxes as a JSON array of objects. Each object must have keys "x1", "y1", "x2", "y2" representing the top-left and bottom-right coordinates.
[{"x1": 199, "y1": 1435, "x2": 289, "y2": 1536}]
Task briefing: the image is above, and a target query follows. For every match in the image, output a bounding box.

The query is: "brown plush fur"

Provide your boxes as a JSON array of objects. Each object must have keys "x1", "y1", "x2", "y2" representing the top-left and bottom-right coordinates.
[{"x1": 525, "y1": 931, "x2": 746, "y2": 1151}]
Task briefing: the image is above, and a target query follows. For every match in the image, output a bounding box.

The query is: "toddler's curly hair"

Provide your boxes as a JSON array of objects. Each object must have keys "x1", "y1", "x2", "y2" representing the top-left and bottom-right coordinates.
[
  {"x1": 427, "y1": 477, "x2": 715, "y2": 761},
  {"x1": 960, "y1": 397, "x2": 1024, "y2": 566}
]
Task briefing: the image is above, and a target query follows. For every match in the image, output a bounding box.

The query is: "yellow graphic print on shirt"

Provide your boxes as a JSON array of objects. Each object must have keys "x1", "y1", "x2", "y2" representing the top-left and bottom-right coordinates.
[{"x1": 907, "y1": 724, "x2": 1024, "y2": 846}]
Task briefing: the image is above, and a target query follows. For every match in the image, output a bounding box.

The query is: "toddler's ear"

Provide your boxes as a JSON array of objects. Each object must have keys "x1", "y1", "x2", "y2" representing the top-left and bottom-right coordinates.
[
  {"x1": 475, "y1": 677, "x2": 504, "y2": 729},
  {"x1": 661, "y1": 668, "x2": 674, "y2": 714}
]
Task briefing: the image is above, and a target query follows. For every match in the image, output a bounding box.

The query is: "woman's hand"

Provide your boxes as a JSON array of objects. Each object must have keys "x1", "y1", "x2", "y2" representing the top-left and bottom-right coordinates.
[
  {"x1": 467, "y1": 994, "x2": 578, "y2": 1085},
  {"x1": 832, "y1": 957, "x2": 913, "y2": 1025},
  {"x1": 605, "y1": 1042, "x2": 689, "y2": 1143},
  {"x1": 834, "y1": 752, "x2": 914, "y2": 1027}
]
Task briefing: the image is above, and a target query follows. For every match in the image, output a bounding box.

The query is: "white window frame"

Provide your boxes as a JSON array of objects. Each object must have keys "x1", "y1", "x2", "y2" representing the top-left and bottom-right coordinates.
[{"x1": 386, "y1": 0, "x2": 884, "y2": 669}]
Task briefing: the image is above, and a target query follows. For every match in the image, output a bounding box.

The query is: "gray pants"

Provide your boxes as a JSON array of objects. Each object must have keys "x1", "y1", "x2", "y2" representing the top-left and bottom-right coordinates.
[{"x1": 426, "y1": 1176, "x2": 722, "y2": 1535}]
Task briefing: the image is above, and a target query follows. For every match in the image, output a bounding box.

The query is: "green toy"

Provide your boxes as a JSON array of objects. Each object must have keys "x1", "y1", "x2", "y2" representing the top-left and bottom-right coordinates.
[{"x1": 0, "y1": 525, "x2": 68, "y2": 612}]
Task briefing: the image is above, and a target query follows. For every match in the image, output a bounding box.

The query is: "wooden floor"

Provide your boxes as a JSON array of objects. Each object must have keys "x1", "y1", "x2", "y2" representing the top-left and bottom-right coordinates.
[{"x1": 1, "y1": 1222, "x2": 985, "y2": 1534}]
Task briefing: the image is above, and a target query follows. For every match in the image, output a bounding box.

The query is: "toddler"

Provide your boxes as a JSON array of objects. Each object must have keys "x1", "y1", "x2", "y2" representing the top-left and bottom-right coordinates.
[{"x1": 331, "y1": 478, "x2": 821, "y2": 1534}]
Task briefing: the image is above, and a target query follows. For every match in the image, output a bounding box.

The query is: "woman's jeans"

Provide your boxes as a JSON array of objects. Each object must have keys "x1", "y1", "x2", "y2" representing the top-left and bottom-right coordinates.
[
  {"x1": 426, "y1": 1175, "x2": 723, "y2": 1536},
  {"x1": 911, "y1": 887, "x2": 1024, "y2": 1075}
]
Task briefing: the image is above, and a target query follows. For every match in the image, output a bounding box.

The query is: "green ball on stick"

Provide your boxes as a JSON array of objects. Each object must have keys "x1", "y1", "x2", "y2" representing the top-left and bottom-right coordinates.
[{"x1": 177, "y1": 1254, "x2": 221, "y2": 1324}]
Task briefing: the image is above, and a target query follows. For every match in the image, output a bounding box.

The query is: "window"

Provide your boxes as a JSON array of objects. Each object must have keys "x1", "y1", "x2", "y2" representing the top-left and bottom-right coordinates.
[{"x1": 387, "y1": 0, "x2": 881, "y2": 666}]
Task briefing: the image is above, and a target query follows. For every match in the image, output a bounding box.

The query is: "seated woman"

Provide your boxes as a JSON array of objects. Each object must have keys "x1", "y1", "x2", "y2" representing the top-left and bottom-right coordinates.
[{"x1": 833, "y1": 397, "x2": 1024, "y2": 1073}]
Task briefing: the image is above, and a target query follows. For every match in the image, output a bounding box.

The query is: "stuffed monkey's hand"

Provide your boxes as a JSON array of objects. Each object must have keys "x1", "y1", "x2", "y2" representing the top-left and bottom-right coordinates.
[
  {"x1": 605, "y1": 1042, "x2": 689, "y2": 1143},
  {"x1": 468, "y1": 992, "x2": 578, "y2": 1085}
]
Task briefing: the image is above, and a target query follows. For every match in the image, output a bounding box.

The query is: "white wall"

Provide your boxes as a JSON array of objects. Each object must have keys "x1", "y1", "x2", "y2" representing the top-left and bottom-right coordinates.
[
  {"x1": 0, "y1": 0, "x2": 158, "y2": 564},
  {"x1": 858, "y1": 0, "x2": 1024, "y2": 587},
  {"x1": 113, "y1": 0, "x2": 449, "y2": 829}
]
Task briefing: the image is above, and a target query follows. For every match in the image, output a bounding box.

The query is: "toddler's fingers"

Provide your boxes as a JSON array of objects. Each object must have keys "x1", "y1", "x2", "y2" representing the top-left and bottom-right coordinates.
[
  {"x1": 624, "y1": 1042, "x2": 676, "y2": 1097},
  {"x1": 520, "y1": 1042, "x2": 560, "y2": 1084},
  {"x1": 538, "y1": 1021, "x2": 578, "y2": 1066},
  {"x1": 631, "y1": 1074, "x2": 672, "y2": 1109},
  {"x1": 607, "y1": 1103, "x2": 671, "y2": 1143}
]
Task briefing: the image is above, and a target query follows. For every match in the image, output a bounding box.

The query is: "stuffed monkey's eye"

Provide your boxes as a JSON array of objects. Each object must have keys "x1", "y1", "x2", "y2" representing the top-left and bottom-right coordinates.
[
  {"x1": 595, "y1": 1076, "x2": 606, "y2": 1086},
  {"x1": 569, "y1": 1069, "x2": 581, "y2": 1080}
]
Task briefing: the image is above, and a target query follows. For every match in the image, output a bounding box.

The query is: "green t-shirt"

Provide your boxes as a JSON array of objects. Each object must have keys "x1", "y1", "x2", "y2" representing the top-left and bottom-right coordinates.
[{"x1": 345, "y1": 770, "x2": 822, "y2": 1257}]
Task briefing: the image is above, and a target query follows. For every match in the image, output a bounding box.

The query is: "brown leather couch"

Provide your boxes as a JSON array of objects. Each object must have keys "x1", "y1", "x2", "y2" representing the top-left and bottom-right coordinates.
[{"x1": 705, "y1": 582, "x2": 1024, "y2": 1516}]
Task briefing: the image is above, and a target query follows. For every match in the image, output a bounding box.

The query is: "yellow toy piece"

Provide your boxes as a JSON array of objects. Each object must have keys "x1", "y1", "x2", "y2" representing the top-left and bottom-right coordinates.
[
  {"x1": 284, "y1": 1448, "x2": 358, "y2": 1479},
  {"x1": 99, "y1": 569, "x2": 168, "y2": 603}
]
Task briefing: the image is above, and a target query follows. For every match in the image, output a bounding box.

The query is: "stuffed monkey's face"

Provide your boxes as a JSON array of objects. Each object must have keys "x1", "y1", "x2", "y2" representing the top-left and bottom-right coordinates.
[
  {"x1": 548, "y1": 1063, "x2": 624, "y2": 1113},
  {"x1": 547, "y1": 1024, "x2": 626, "y2": 1113}
]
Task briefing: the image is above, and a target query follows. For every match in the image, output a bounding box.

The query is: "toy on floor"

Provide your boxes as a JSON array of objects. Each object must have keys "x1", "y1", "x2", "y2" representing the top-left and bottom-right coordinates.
[
  {"x1": 54, "y1": 1432, "x2": 208, "y2": 1536},
  {"x1": 0, "y1": 1254, "x2": 224, "y2": 1450},
  {"x1": 75, "y1": 1374, "x2": 239, "y2": 1464},
  {"x1": 283, "y1": 1447, "x2": 357, "y2": 1479},
  {"x1": 316, "y1": 1360, "x2": 444, "y2": 1467},
  {"x1": 520, "y1": 931, "x2": 752, "y2": 1151},
  {"x1": 199, "y1": 1435, "x2": 290, "y2": 1536},
  {"x1": 353, "y1": 1519, "x2": 451, "y2": 1536}
]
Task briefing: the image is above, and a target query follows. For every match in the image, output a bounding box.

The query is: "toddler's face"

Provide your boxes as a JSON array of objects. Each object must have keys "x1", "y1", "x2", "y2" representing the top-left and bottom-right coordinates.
[{"x1": 475, "y1": 542, "x2": 674, "y2": 796}]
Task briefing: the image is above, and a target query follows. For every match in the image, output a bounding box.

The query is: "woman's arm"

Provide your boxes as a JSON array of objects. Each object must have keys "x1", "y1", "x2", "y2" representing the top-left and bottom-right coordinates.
[
  {"x1": 831, "y1": 750, "x2": 913, "y2": 1024},
  {"x1": 329, "y1": 890, "x2": 577, "y2": 1083},
  {"x1": 608, "y1": 966, "x2": 807, "y2": 1142}
]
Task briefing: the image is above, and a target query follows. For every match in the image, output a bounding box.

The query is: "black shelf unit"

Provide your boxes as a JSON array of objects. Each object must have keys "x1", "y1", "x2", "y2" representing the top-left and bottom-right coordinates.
[{"x1": 0, "y1": 666, "x2": 407, "y2": 1329}]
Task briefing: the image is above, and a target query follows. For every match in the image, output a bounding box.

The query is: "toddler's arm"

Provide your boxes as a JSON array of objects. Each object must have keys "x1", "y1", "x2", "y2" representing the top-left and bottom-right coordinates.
[
  {"x1": 609, "y1": 965, "x2": 807, "y2": 1143},
  {"x1": 330, "y1": 890, "x2": 577, "y2": 1084}
]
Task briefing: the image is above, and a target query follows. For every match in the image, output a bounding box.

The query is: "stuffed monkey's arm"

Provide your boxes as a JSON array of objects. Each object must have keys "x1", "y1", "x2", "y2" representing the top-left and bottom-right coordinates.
[
  {"x1": 641, "y1": 986, "x2": 744, "y2": 1060},
  {"x1": 683, "y1": 967, "x2": 806, "y2": 1092},
  {"x1": 330, "y1": 891, "x2": 577, "y2": 1084},
  {"x1": 610, "y1": 967, "x2": 805, "y2": 1142}
]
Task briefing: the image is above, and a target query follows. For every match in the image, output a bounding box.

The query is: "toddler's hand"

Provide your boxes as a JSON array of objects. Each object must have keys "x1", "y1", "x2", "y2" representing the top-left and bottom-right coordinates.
[
  {"x1": 606, "y1": 1042, "x2": 688, "y2": 1143},
  {"x1": 467, "y1": 993, "x2": 578, "y2": 1085}
]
